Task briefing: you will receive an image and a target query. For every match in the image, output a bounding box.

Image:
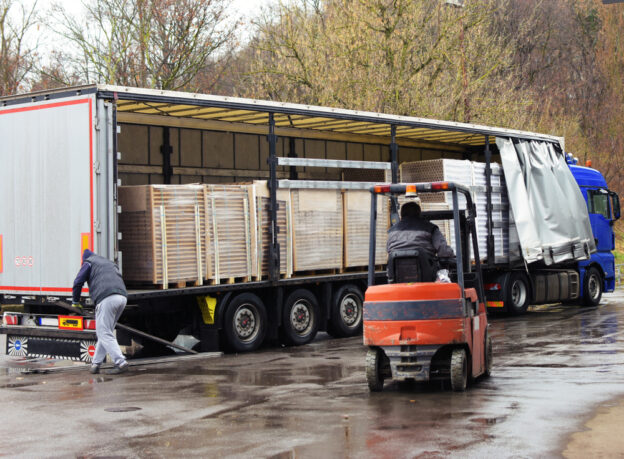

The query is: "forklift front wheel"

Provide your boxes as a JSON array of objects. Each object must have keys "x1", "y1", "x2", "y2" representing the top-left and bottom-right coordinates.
[
  {"x1": 484, "y1": 333, "x2": 493, "y2": 378},
  {"x1": 450, "y1": 348, "x2": 468, "y2": 392},
  {"x1": 366, "y1": 348, "x2": 385, "y2": 392}
]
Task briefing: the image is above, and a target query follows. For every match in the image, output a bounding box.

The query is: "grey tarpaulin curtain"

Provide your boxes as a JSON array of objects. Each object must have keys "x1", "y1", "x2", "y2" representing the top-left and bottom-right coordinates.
[{"x1": 496, "y1": 138, "x2": 596, "y2": 265}]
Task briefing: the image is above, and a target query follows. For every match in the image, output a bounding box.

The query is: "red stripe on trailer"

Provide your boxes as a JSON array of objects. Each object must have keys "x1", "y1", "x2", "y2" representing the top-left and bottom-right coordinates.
[
  {"x1": 0, "y1": 286, "x2": 88, "y2": 293},
  {"x1": 0, "y1": 97, "x2": 95, "y2": 294},
  {"x1": 84, "y1": 319, "x2": 96, "y2": 330}
]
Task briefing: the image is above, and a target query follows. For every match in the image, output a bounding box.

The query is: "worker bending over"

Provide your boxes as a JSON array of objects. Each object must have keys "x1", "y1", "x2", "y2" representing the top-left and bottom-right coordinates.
[{"x1": 72, "y1": 249, "x2": 129, "y2": 375}]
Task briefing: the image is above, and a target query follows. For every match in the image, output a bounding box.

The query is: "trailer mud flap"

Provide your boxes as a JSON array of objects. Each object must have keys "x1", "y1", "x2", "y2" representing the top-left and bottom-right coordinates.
[{"x1": 4, "y1": 334, "x2": 97, "y2": 362}]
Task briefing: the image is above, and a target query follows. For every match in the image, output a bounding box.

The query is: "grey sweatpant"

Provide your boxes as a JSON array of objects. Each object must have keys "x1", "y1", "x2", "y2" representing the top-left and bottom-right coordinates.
[{"x1": 93, "y1": 294, "x2": 127, "y2": 366}]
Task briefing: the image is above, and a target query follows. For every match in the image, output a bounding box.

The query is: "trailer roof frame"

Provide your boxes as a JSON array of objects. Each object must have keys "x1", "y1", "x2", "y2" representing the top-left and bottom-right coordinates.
[{"x1": 0, "y1": 84, "x2": 564, "y2": 149}]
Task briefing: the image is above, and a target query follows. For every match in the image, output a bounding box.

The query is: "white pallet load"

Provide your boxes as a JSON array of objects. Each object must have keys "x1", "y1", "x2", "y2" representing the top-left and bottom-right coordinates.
[{"x1": 399, "y1": 159, "x2": 520, "y2": 263}]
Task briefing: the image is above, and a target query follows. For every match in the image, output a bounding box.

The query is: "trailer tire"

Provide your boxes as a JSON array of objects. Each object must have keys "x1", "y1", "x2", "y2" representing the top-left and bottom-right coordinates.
[
  {"x1": 582, "y1": 266, "x2": 603, "y2": 307},
  {"x1": 281, "y1": 289, "x2": 319, "y2": 346},
  {"x1": 450, "y1": 348, "x2": 468, "y2": 392},
  {"x1": 328, "y1": 284, "x2": 363, "y2": 338},
  {"x1": 224, "y1": 293, "x2": 267, "y2": 353},
  {"x1": 505, "y1": 273, "x2": 529, "y2": 315}
]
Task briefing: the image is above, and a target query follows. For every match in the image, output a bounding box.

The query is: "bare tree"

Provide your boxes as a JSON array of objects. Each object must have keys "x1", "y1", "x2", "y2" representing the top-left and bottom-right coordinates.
[
  {"x1": 239, "y1": 0, "x2": 528, "y2": 126},
  {"x1": 0, "y1": 0, "x2": 39, "y2": 95},
  {"x1": 52, "y1": 0, "x2": 240, "y2": 91}
]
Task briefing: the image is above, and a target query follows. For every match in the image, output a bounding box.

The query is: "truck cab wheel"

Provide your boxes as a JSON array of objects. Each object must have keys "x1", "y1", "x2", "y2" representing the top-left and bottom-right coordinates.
[
  {"x1": 224, "y1": 293, "x2": 267, "y2": 352},
  {"x1": 328, "y1": 284, "x2": 363, "y2": 338},
  {"x1": 505, "y1": 273, "x2": 529, "y2": 315},
  {"x1": 582, "y1": 266, "x2": 603, "y2": 307},
  {"x1": 280, "y1": 289, "x2": 319, "y2": 346},
  {"x1": 450, "y1": 348, "x2": 468, "y2": 391}
]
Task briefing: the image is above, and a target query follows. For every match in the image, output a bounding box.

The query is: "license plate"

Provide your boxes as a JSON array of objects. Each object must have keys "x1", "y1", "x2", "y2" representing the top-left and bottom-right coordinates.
[{"x1": 58, "y1": 316, "x2": 83, "y2": 330}]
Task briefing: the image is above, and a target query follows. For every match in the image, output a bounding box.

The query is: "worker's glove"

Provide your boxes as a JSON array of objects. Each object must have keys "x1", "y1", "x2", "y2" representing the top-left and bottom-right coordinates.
[{"x1": 72, "y1": 302, "x2": 83, "y2": 310}]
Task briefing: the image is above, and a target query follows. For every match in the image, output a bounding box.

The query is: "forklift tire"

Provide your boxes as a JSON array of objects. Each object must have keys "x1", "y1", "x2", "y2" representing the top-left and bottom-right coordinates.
[
  {"x1": 328, "y1": 284, "x2": 363, "y2": 338},
  {"x1": 582, "y1": 266, "x2": 603, "y2": 307},
  {"x1": 366, "y1": 348, "x2": 385, "y2": 392},
  {"x1": 505, "y1": 273, "x2": 529, "y2": 315},
  {"x1": 484, "y1": 333, "x2": 493, "y2": 378},
  {"x1": 450, "y1": 348, "x2": 468, "y2": 392},
  {"x1": 280, "y1": 289, "x2": 319, "y2": 346}
]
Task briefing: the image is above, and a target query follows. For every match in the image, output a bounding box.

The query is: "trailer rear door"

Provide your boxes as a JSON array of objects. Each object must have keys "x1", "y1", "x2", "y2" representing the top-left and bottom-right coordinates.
[{"x1": 0, "y1": 96, "x2": 96, "y2": 297}]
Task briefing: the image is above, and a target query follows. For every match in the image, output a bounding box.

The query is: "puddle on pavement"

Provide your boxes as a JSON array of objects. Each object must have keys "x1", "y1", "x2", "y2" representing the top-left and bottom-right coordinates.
[
  {"x1": 0, "y1": 381, "x2": 40, "y2": 389},
  {"x1": 471, "y1": 416, "x2": 507, "y2": 425},
  {"x1": 104, "y1": 406, "x2": 142, "y2": 412},
  {"x1": 69, "y1": 377, "x2": 113, "y2": 386}
]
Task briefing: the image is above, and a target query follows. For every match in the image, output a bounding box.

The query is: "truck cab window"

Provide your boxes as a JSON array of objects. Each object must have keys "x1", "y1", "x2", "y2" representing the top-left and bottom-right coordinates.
[{"x1": 588, "y1": 189, "x2": 610, "y2": 218}]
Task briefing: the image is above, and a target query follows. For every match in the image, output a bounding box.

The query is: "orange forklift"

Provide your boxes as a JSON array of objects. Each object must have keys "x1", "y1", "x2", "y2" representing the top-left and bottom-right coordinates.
[{"x1": 364, "y1": 182, "x2": 492, "y2": 392}]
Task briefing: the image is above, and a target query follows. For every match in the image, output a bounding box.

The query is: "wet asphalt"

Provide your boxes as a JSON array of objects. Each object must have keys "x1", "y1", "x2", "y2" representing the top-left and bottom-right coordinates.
[{"x1": 1, "y1": 291, "x2": 624, "y2": 458}]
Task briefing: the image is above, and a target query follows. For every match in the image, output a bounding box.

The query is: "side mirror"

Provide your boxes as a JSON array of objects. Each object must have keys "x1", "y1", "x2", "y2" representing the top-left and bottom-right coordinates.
[{"x1": 610, "y1": 192, "x2": 620, "y2": 221}]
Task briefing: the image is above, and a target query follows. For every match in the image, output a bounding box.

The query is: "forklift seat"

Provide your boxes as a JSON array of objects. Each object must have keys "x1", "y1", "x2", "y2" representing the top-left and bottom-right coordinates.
[{"x1": 387, "y1": 249, "x2": 438, "y2": 284}]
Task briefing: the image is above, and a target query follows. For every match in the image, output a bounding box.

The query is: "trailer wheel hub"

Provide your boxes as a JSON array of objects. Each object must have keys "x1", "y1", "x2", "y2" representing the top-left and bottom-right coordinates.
[
  {"x1": 340, "y1": 294, "x2": 361, "y2": 326},
  {"x1": 234, "y1": 304, "x2": 258, "y2": 341},
  {"x1": 291, "y1": 301, "x2": 312, "y2": 333}
]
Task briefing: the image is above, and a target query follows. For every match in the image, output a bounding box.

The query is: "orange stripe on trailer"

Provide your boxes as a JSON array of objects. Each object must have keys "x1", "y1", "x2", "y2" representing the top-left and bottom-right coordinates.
[{"x1": 81, "y1": 233, "x2": 92, "y2": 263}]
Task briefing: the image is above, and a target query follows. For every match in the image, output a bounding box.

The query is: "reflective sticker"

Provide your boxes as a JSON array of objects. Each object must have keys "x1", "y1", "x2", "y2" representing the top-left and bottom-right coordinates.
[
  {"x1": 487, "y1": 301, "x2": 504, "y2": 308},
  {"x1": 59, "y1": 316, "x2": 83, "y2": 330},
  {"x1": 80, "y1": 340, "x2": 97, "y2": 362},
  {"x1": 7, "y1": 336, "x2": 28, "y2": 357},
  {"x1": 474, "y1": 317, "x2": 480, "y2": 331}
]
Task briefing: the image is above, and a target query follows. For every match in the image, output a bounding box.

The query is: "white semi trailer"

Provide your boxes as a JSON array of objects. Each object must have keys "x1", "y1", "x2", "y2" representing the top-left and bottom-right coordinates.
[{"x1": 0, "y1": 85, "x2": 616, "y2": 362}]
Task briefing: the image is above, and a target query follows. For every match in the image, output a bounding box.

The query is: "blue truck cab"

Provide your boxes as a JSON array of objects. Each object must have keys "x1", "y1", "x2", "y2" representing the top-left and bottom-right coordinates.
[{"x1": 567, "y1": 155, "x2": 620, "y2": 298}]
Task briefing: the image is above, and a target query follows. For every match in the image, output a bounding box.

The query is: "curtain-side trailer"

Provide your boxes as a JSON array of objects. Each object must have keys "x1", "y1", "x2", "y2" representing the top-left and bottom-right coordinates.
[{"x1": 0, "y1": 85, "x2": 618, "y2": 362}]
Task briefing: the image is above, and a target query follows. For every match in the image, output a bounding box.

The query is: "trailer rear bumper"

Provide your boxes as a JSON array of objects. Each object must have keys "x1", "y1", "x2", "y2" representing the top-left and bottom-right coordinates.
[{"x1": 0, "y1": 326, "x2": 97, "y2": 362}]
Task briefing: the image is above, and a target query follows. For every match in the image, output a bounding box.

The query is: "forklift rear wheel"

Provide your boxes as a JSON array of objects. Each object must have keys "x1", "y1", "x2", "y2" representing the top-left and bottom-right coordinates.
[
  {"x1": 506, "y1": 273, "x2": 529, "y2": 315},
  {"x1": 582, "y1": 266, "x2": 603, "y2": 307},
  {"x1": 484, "y1": 333, "x2": 493, "y2": 377},
  {"x1": 366, "y1": 348, "x2": 385, "y2": 392},
  {"x1": 281, "y1": 289, "x2": 319, "y2": 346},
  {"x1": 450, "y1": 348, "x2": 468, "y2": 392},
  {"x1": 328, "y1": 284, "x2": 363, "y2": 338}
]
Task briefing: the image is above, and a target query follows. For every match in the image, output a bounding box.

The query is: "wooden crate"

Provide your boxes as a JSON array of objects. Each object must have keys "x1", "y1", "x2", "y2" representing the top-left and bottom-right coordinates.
[
  {"x1": 252, "y1": 181, "x2": 292, "y2": 278},
  {"x1": 118, "y1": 185, "x2": 206, "y2": 287},
  {"x1": 343, "y1": 190, "x2": 389, "y2": 268},
  {"x1": 291, "y1": 189, "x2": 343, "y2": 272},
  {"x1": 204, "y1": 184, "x2": 255, "y2": 283}
]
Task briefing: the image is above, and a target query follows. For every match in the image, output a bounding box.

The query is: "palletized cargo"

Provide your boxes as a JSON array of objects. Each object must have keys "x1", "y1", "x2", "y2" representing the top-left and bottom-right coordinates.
[
  {"x1": 400, "y1": 159, "x2": 519, "y2": 263},
  {"x1": 343, "y1": 191, "x2": 390, "y2": 268},
  {"x1": 204, "y1": 184, "x2": 255, "y2": 283},
  {"x1": 118, "y1": 184, "x2": 206, "y2": 287},
  {"x1": 291, "y1": 189, "x2": 343, "y2": 272},
  {"x1": 252, "y1": 181, "x2": 293, "y2": 278}
]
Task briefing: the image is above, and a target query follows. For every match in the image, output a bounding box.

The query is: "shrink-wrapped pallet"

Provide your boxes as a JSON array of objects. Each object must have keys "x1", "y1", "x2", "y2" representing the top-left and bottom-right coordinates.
[
  {"x1": 291, "y1": 189, "x2": 343, "y2": 272},
  {"x1": 252, "y1": 181, "x2": 293, "y2": 278},
  {"x1": 118, "y1": 185, "x2": 206, "y2": 287},
  {"x1": 204, "y1": 184, "x2": 255, "y2": 283},
  {"x1": 343, "y1": 190, "x2": 390, "y2": 268},
  {"x1": 399, "y1": 159, "x2": 518, "y2": 263}
]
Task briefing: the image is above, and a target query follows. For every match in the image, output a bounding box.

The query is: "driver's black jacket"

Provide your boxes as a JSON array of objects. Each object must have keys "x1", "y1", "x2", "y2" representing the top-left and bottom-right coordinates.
[{"x1": 386, "y1": 216, "x2": 455, "y2": 258}]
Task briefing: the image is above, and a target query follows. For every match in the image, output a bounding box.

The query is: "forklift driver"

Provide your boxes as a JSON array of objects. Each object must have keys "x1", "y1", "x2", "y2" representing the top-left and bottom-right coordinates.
[{"x1": 387, "y1": 199, "x2": 455, "y2": 281}]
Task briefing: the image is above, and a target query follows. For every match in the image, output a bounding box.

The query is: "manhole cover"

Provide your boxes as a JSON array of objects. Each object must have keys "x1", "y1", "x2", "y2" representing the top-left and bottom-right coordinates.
[{"x1": 104, "y1": 406, "x2": 142, "y2": 412}]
